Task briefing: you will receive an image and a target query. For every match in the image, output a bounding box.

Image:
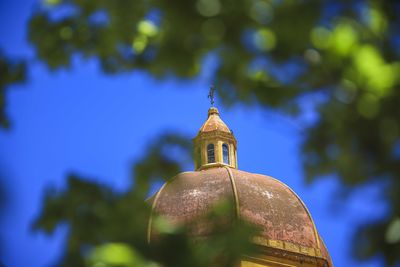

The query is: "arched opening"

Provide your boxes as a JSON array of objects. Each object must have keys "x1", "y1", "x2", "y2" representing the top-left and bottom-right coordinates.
[
  {"x1": 207, "y1": 143, "x2": 215, "y2": 163},
  {"x1": 222, "y1": 143, "x2": 230, "y2": 164}
]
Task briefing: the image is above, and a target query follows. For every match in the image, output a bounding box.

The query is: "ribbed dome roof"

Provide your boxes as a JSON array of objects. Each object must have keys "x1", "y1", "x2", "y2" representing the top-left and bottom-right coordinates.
[
  {"x1": 148, "y1": 167, "x2": 332, "y2": 266},
  {"x1": 198, "y1": 107, "x2": 231, "y2": 133}
]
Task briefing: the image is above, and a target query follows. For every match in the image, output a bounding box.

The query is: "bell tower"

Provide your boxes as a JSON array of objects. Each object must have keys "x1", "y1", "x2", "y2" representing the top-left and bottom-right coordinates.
[{"x1": 193, "y1": 107, "x2": 237, "y2": 170}]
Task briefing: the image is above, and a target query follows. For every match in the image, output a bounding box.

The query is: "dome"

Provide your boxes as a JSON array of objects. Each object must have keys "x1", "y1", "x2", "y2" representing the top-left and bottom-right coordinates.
[
  {"x1": 198, "y1": 107, "x2": 231, "y2": 134},
  {"x1": 147, "y1": 104, "x2": 332, "y2": 266},
  {"x1": 148, "y1": 167, "x2": 333, "y2": 266}
]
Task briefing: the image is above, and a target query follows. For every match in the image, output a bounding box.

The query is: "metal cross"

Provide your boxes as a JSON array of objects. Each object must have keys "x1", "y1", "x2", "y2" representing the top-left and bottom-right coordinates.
[{"x1": 208, "y1": 84, "x2": 215, "y2": 106}]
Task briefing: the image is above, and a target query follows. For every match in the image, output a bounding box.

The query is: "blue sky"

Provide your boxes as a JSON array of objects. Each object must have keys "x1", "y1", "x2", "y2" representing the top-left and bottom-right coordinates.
[{"x1": 0, "y1": 1, "x2": 388, "y2": 266}]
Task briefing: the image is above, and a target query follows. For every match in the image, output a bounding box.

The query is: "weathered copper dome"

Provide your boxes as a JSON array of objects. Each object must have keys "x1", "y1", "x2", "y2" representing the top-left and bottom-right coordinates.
[
  {"x1": 148, "y1": 167, "x2": 332, "y2": 266},
  {"x1": 148, "y1": 106, "x2": 333, "y2": 266}
]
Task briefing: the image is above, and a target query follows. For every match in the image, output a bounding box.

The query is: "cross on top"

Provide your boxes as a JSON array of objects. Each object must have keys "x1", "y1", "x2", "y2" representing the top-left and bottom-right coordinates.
[{"x1": 208, "y1": 84, "x2": 216, "y2": 106}]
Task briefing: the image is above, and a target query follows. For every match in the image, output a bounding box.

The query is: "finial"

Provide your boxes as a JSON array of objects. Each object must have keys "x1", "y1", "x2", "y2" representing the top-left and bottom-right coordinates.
[{"x1": 208, "y1": 84, "x2": 216, "y2": 106}]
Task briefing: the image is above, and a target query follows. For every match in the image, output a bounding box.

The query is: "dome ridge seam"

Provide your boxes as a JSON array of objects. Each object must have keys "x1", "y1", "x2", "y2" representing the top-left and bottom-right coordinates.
[
  {"x1": 224, "y1": 166, "x2": 240, "y2": 219},
  {"x1": 266, "y1": 175, "x2": 321, "y2": 251},
  {"x1": 147, "y1": 172, "x2": 185, "y2": 244}
]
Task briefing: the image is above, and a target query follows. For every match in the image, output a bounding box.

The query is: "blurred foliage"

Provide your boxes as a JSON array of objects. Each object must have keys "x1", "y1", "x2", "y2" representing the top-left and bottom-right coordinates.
[
  {"x1": 34, "y1": 134, "x2": 258, "y2": 266},
  {"x1": 0, "y1": 0, "x2": 399, "y2": 265},
  {"x1": 0, "y1": 52, "x2": 26, "y2": 128}
]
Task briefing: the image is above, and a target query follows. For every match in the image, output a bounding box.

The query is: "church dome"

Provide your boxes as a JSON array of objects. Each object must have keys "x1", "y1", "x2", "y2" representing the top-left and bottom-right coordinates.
[{"x1": 148, "y1": 105, "x2": 333, "y2": 267}]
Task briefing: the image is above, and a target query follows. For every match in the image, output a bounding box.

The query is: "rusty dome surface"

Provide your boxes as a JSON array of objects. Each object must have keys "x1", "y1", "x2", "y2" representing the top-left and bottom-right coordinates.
[
  {"x1": 198, "y1": 107, "x2": 231, "y2": 133},
  {"x1": 148, "y1": 168, "x2": 235, "y2": 238},
  {"x1": 148, "y1": 167, "x2": 332, "y2": 265},
  {"x1": 233, "y1": 168, "x2": 317, "y2": 247}
]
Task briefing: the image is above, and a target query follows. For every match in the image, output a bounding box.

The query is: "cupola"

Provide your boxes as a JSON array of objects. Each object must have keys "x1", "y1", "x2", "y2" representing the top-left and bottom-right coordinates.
[{"x1": 193, "y1": 107, "x2": 237, "y2": 170}]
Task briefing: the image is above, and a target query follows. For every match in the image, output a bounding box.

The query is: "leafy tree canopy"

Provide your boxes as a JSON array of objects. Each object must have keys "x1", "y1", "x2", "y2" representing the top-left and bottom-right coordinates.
[{"x1": 2, "y1": 0, "x2": 400, "y2": 266}]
